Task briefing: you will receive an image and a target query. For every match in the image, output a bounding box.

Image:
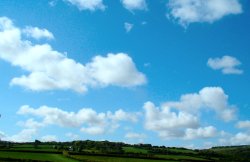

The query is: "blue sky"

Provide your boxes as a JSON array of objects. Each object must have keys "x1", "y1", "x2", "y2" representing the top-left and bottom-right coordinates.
[{"x1": 0, "y1": 0, "x2": 250, "y2": 148}]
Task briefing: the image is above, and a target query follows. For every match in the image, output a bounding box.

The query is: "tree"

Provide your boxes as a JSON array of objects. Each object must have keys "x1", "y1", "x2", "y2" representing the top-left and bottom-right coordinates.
[
  {"x1": 34, "y1": 139, "x2": 41, "y2": 149},
  {"x1": 73, "y1": 141, "x2": 83, "y2": 152}
]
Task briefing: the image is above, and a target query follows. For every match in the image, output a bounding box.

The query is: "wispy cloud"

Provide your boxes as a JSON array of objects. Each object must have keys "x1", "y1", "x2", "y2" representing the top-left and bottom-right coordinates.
[
  {"x1": 124, "y1": 22, "x2": 134, "y2": 33},
  {"x1": 125, "y1": 132, "x2": 146, "y2": 139},
  {"x1": 207, "y1": 55, "x2": 243, "y2": 75},
  {"x1": 236, "y1": 120, "x2": 250, "y2": 129},
  {"x1": 65, "y1": 0, "x2": 105, "y2": 11},
  {"x1": 49, "y1": 0, "x2": 57, "y2": 7},
  {"x1": 41, "y1": 135, "x2": 57, "y2": 142}
]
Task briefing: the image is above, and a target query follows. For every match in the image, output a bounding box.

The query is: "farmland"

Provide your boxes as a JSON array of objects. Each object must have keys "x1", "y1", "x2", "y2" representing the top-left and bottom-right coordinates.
[
  {"x1": 0, "y1": 151, "x2": 77, "y2": 162},
  {"x1": 0, "y1": 140, "x2": 249, "y2": 161}
]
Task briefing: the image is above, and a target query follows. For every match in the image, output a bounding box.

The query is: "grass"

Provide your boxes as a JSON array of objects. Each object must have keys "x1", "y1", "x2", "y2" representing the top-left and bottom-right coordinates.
[
  {"x1": 0, "y1": 144, "x2": 222, "y2": 162},
  {"x1": 156, "y1": 154, "x2": 208, "y2": 161},
  {"x1": 71, "y1": 155, "x2": 175, "y2": 162},
  {"x1": 123, "y1": 147, "x2": 148, "y2": 154},
  {"x1": 210, "y1": 145, "x2": 250, "y2": 152},
  {"x1": 167, "y1": 148, "x2": 197, "y2": 154},
  {"x1": 7, "y1": 144, "x2": 57, "y2": 152},
  {"x1": 0, "y1": 151, "x2": 77, "y2": 162}
]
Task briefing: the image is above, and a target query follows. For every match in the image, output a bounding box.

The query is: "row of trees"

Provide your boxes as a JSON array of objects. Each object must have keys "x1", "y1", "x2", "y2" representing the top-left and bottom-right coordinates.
[
  {"x1": 0, "y1": 141, "x2": 12, "y2": 148},
  {"x1": 62, "y1": 140, "x2": 125, "y2": 154}
]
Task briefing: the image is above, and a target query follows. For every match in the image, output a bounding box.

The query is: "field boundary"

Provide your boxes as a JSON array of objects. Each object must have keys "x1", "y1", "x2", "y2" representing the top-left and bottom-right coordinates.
[
  {"x1": 67, "y1": 151, "x2": 213, "y2": 162},
  {"x1": 0, "y1": 149, "x2": 61, "y2": 154}
]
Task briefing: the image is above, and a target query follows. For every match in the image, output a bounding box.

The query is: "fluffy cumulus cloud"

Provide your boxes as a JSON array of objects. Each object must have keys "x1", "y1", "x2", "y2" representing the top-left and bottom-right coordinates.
[
  {"x1": 184, "y1": 126, "x2": 217, "y2": 140},
  {"x1": 17, "y1": 105, "x2": 139, "y2": 137},
  {"x1": 218, "y1": 119, "x2": 250, "y2": 146},
  {"x1": 65, "y1": 0, "x2": 105, "y2": 11},
  {"x1": 107, "y1": 109, "x2": 139, "y2": 123},
  {"x1": 17, "y1": 118, "x2": 45, "y2": 129},
  {"x1": 164, "y1": 87, "x2": 237, "y2": 122},
  {"x1": 23, "y1": 27, "x2": 54, "y2": 40},
  {"x1": 0, "y1": 17, "x2": 146, "y2": 93},
  {"x1": 167, "y1": 0, "x2": 242, "y2": 26},
  {"x1": 220, "y1": 132, "x2": 250, "y2": 145},
  {"x1": 229, "y1": 132, "x2": 250, "y2": 145},
  {"x1": 124, "y1": 22, "x2": 134, "y2": 33},
  {"x1": 121, "y1": 0, "x2": 147, "y2": 11},
  {"x1": 4, "y1": 129, "x2": 37, "y2": 142},
  {"x1": 144, "y1": 101, "x2": 201, "y2": 139},
  {"x1": 0, "y1": 130, "x2": 34, "y2": 142},
  {"x1": 86, "y1": 54, "x2": 146, "y2": 87},
  {"x1": 207, "y1": 55, "x2": 243, "y2": 75},
  {"x1": 144, "y1": 87, "x2": 236, "y2": 140}
]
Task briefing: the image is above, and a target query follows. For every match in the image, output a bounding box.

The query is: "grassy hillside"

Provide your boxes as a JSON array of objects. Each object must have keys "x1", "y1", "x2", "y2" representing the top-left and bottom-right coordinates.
[{"x1": 0, "y1": 140, "x2": 249, "y2": 162}]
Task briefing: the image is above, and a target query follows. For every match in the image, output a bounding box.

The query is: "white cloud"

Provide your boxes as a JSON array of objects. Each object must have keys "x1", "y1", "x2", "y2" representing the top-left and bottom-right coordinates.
[
  {"x1": 121, "y1": 0, "x2": 147, "y2": 11},
  {"x1": 40, "y1": 135, "x2": 57, "y2": 142},
  {"x1": 202, "y1": 142, "x2": 215, "y2": 149},
  {"x1": 23, "y1": 27, "x2": 54, "y2": 40},
  {"x1": 230, "y1": 132, "x2": 250, "y2": 145},
  {"x1": 0, "y1": 131, "x2": 5, "y2": 139},
  {"x1": 5, "y1": 129, "x2": 37, "y2": 142},
  {"x1": 220, "y1": 132, "x2": 250, "y2": 145},
  {"x1": 219, "y1": 130, "x2": 250, "y2": 146},
  {"x1": 49, "y1": 0, "x2": 57, "y2": 7},
  {"x1": 107, "y1": 109, "x2": 139, "y2": 123},
  {"x1": 164, "y1": 87, "x2": 237, "y2": 122},
  {"x1": 17, "y1": 105, "x2": 139, "y2": 136},
  {"x1": 165, "y1": 93, "x2": 203, "y2": 113},
  {"x1": 125, "y1": 132, "x2": 146, "y2": 139},
  {"x1": 207, "y1": 55, "x2": 243, "y2": 75},
  {"x1": 167, "y1": 0, "x2": 242, "y2": 26},
  {"x1": 17, "y1": 118, "x2": 45, "y2": 129},
  {"x1": 65, "y1": 0, "x2": 105, "y2": 11},
  {"x1": 236, "y1": 120, "x2": 250, "y2": 129},
  {"x1": 86, "y1": 53, "x2": 146, "y2": 87},
  {"x1": 144, "y1": 101, "x2": 199, "y2": 139},
  {"x1": 80, "y1": 126, "x2": 105, "y2": 135},
  {"x1": 18, "y1": 105, "x2": 106, "y2": 128},
  {"x1": 0, "y1": 17, "x2": 146, "y2": 93},
  {"x1": 124, "y1": 22, "x2": 134, "y2": 33},
  {"x1": 143, "y1": 87, "x2": 236, "y2": 140},
  {"x1": 144, "y1": 101, "x2": 199, "y2": 130},
  {"x1": 184, "y1": 126, "x2": 217, "y2": 140}
]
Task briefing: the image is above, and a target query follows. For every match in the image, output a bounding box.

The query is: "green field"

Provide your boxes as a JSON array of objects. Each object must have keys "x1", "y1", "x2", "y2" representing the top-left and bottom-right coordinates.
[
  {"x1": 123, "y1": 147, "x2": 148, "y2": 154},
  {"x1": 0, "y1": 142, "x2": 249, "y2": 162},
  {"x1": 156, "y1": 154, "x2": 208, "y2": 161},
  {"x1": 167, "y1": 148, "x2": 198, "y2": 154},
  {"x1": 70, "y1": 155, "x2": 174, "y2": 162},
  {"x1": 0, "y1": 151, "x2": 78, "y2": 162},
  {"x1": 10, "y1": 144, "x2": 57, "y2": 151}
]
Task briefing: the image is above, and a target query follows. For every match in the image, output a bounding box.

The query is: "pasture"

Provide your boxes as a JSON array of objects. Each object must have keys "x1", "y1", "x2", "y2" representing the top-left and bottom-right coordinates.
[{"x1": 0, "y1": 141, "x2": 249, "y2": 161}]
